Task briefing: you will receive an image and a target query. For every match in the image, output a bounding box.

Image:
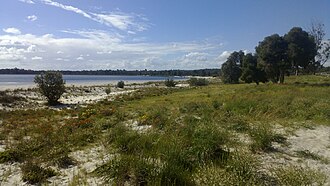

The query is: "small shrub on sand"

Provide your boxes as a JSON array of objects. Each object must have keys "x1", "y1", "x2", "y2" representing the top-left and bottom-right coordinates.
[
  {"x1": 249, "y1": 124, "x2": 276, "y2": 152},
  {"x1": 105, "y1": 86, "x2": 111, "y2": 95},
  {"x1": 165, "y1": 78, "x2": 176, "y2": 87},
  {"x1": 117, "y1": 81, "x2": 125, "y2": 88},
  {"x1": 21, "y1": 162, "x2": 57, "y2": 184}
]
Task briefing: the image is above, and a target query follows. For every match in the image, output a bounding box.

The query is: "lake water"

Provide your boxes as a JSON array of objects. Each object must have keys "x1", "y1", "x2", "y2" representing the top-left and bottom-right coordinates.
[{"x1": 0, "y1": 74, "x2": 187, "y2": 90}]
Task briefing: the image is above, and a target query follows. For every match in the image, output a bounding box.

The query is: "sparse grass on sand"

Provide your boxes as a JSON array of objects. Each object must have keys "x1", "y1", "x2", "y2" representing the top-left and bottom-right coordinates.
[{"x1": 0, "y1": 75, "x2": 329, "y2": 185}]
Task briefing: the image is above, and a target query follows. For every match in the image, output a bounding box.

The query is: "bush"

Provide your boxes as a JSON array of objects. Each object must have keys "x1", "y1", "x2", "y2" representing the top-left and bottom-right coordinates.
[
  {"x1": 188, "y1": 78, "x2": 209, "y2": 86},
  {"x1": 0, "y1": 149, "x2": 23, "y2": 163},
  {"x1": 0, "y1": 91, "x2": 25, "y2": 104},
  {"x1": 34, "y1": 71, "x2": 65, "y2": 105},
  {"x1": 105, "y1": 86, "x2": 111, "y2": 95},
  {"x1": 21, "y1": 162, "x2": 57, "y2": 184},
  {"x1": 117, "y1": 81, "x2": 125, "y2": 88},
  {"x1": 164, "y1": 78, "x2": 176, "y2": 87}
]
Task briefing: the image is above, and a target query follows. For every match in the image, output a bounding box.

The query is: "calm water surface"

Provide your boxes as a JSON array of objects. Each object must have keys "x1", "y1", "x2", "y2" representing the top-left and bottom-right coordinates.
[{"x1": 0, "y1": 74, "x2": 187, "y2": 90}]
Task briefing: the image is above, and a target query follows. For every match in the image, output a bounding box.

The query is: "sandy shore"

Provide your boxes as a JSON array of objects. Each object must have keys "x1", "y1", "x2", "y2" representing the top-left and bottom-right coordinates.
[{"x1": 0, "y1": 82, "x2": 166, "y2": 111}]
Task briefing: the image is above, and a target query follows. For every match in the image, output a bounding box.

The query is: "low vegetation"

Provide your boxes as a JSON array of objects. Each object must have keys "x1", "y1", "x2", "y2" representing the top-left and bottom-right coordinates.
[
  {"x1": 164, "y1": 78, "x2": 176, "y2": 87},
  {"x1": 117, "y1": 80, "x2": 125, "y2": 88},
  {"x1": 0, "y1": 75, "x2": 329, "y2": 185},
  {"x1": 188, "y1": 77, "x2": 209, "y2": 86}
]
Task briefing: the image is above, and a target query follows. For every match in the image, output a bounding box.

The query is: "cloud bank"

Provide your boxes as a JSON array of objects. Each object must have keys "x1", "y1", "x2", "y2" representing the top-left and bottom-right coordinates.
[{"x1": 0, "y1": 28, "x2": 227, "y2": 70}]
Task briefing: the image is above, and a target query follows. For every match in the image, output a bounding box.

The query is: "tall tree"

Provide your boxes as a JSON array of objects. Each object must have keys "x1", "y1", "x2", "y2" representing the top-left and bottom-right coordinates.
[
  {"x1": 221, "y1": 51, "x2": 242, "y2": 84},
  {"x1": 256, "y1": 34, "x2": 289, "y2": 84},
  {"x1": 284, "y1": 27, "x2": 317, "y2": 75},
  {"x1": 240, "y1": 53, "x2": 267, "y2": 85},
  {"x1": 309, "y1": 21, "x2": 330, "y2": 69},
  {"x1": 226, "y1": 50, "x2": 245, "y2": 67}
]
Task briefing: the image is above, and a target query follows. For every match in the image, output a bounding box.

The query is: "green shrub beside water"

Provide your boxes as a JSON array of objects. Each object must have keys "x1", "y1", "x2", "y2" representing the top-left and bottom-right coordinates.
[{"x1": 188, "y1": 78, "x2": 209, "y2": 86}]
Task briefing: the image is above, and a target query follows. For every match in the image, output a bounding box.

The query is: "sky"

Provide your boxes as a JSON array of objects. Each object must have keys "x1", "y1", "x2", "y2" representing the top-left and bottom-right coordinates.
[{"x1": 0, "y1": 0, "x2": 329, "y2": 70}]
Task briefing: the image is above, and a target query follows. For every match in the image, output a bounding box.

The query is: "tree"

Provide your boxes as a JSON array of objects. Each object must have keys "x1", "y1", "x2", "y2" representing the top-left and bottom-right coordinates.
[
  {"x1": 221, "y1": 51, "x2": 242, "y2": 84},
  {"x1": 309, "y1": 21, "x2": 330, "y2": 69},
  {"x1": 284, "y1": 27, "x2": 317, "y2": 75},
  {"x1": 256, "y1": 34, "x2": 290, "y2": 84},
  {"x1": 226, "y1": 50, "x2": 245, "y2": 67},
  {"x1": 34, "y1": 71, "x2": 65, "y2": 105},
  {"x1": 240, "y1": 53, "x2": 267, "y2": 85}
]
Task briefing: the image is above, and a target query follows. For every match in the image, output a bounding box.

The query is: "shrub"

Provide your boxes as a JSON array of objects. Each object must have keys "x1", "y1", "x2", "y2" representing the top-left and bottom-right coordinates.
[
  {"x1": 188, "y1": 78, "x2": 209, "y2": 86},
  {"x1": 0, "y1": 149, "x2": 23, "y2": 163},
  {"x1": 105, "y1": 86, "x2": 111, "y2": 95},
  {"x1": 34, "y1": 71, "x2": 65, "y2": 105},
  {"x1": 117, "y1": 81, "x2": 125, "y2": 88},
  {"x1": 0, "y1": 91, "x2": 26, "y2": 104},
  {"x1": 164, "y1": 78, "x2": 176, "y2": 87},
  {"x1": 249, "y1": 124, "x2": 285, "y2": 152},
  {"x1": 21, "y1": 162, "x2": 57, "y2": 184}
]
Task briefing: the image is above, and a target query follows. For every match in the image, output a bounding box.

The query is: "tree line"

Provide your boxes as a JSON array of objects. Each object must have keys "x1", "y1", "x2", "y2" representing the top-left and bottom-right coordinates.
[
  {"x1": 0, "y1": 68, "x2": 220, "y2": 77},
  {"x1": 221, "y1": 23, "x2": 330, "y2": 84}
]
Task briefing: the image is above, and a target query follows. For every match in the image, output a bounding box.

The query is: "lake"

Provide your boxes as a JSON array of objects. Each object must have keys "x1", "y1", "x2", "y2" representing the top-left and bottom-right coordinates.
[{"x1": 0, "y1": 74, "x2": 187, "y2": 90}]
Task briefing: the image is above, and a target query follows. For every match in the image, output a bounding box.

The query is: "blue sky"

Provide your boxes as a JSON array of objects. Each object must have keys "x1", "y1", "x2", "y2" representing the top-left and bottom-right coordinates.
[{"x1": 0, "y1": 0, "x2": 329, "y2": 70}]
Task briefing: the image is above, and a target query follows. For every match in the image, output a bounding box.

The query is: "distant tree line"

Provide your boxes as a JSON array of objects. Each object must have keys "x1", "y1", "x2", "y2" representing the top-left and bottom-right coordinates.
[
  {"x1": 0, "y1": 68, "x2": 220, "y2": 77},
  {"x1": 221, "y1": 23, "x2": 330, "y2": 84}
]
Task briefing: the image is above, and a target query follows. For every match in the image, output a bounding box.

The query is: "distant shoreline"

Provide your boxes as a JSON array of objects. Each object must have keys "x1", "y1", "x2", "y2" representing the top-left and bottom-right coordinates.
[{"x1": 0, "y1": 74, "x2": 189, "y2": 91}]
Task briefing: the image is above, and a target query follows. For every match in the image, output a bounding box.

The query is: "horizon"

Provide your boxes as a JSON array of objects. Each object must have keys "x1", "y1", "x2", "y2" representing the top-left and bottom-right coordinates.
[{"x1": 1, "y1": 0, "x2": 330, "y2": 70}]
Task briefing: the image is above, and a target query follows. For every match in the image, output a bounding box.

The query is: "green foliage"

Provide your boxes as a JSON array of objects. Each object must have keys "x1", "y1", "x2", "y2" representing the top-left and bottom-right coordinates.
[
  {"x1": 0, "y1": 91, "x2": 26, "y2": 104},
  {"x1": 21, "y1": 162, "x2": 57, "y2": 184},
  {"x1": 0, "y1": 149, "x2": 23, "y2": 163},
  {"x1": 221, "y1": 58, "x2": 241, "y2": 84},
  {"x1": 105, "y1": 86, "x2": 111, "y2": 94},
  {"x1": 284, "y1": 27, "x2": 317, "y2": 74},
  {"x1": 117, "y1": 81, "x2": 125, "y2": 88},
  {"x1": 34, "y1": 71, "x2": 65, "y2": 105},
  {"x1": 1, "y1": 75, "x2": 330, "y2": 185},
  {"x1": 194, "y1": 153, "x2": 261, "y2": 186},
  {"x1": 249, "y1": 124, "x2": 284, "y2": 152},
  {"x1": 188, "y1": 77, "x2": 209, "y2": 86},
  {"x1": 273, "y1": 166, "x2": 326, "y2": 186},
  {"x1": 295, "y1": 150, "x2": 324, "y2": 161},
  {"x1": 164, "y1": 78, "x2": 176, "y2": 87},
  {"x1": 256, "y1": 34, "x2": 290, "y2": 84},
  {"x1": 241, "y1": 53, "x2": 267, "y2": 85}
]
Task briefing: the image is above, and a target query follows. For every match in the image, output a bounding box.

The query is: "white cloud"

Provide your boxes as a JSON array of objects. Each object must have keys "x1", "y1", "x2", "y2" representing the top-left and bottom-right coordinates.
[
  {"x1": 217, "y1": 51, "x2": 231, "y2": 62},
  {"x1": 76, "y1": 56, "x2": 84, "y2": 60},
  {"x1": 19, "y1": 0, "x2": 35, "y2": 4},
  {"x1": 41, "y1": 0, "x2": 92, "y2": 19},
  {"x1": 3, "y1": 28, "x2": 21, "y2": 35},
  {"x1": 31, "y1": 56, "x2": 42, "y2": 60},
  {"x1": 184, "y1": 52, "x2": 208, "y2": 61},
  {"x1": 27, "y1": 15, "x2": 38, "y2": 21},
  {"x1": 92, "y1": 13, "x2": 148, "y2": 32},
  {"x1": 0, "y1": 30, "x2": 223, "y2": 70},
  {"x1": 40, "y1": 0, "x2": 148, "y2": 33}
]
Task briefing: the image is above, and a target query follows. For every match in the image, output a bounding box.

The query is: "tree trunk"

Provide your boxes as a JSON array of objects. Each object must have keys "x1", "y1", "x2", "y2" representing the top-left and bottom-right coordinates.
[
  {"x1": 279, "y1": 70, "x2": 285, "y2": 84},
  {"x1": 295, "y1": 65, "x2": 299, "y2": 76}
]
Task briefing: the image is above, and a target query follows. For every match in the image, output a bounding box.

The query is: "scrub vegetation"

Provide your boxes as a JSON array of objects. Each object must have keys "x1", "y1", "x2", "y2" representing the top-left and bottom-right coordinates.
[{"x1": 0, "y1": 75, "x2": 329, "y2": 185}]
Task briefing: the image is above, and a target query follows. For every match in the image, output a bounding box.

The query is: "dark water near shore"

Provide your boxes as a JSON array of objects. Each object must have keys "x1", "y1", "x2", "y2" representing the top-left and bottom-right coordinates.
[{"x1": 0, "y1": 74, "x2": 187, "y2": 90}]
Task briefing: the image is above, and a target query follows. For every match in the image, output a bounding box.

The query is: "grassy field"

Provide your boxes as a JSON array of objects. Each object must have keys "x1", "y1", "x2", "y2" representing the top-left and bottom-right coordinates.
[{"x1": 0, "y1": 75, "x2": 329, "y2": 185}]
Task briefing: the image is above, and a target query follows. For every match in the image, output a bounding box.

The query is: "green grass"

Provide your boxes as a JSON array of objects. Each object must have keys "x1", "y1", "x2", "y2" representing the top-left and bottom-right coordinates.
[
  {"x1": 273, "y1": 165, "x2": 327, "y2": 186},
  {"x1": 0, "y1": 75, "x2": 329, "y2": 185}
]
